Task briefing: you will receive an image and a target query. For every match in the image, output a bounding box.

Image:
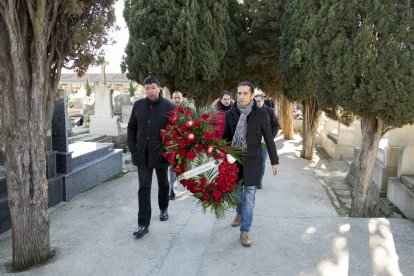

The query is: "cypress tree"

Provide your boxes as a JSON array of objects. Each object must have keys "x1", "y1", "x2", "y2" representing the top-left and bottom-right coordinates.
[
  {"x1": 312, "y1": 0, "x2": 414, "y2": 216},
  {"x1": 279, "y1": 0, "x2": 322, "y2": 159},
  {"x1": 122, "y1": 0, "x2": 228, "y2": 104}
]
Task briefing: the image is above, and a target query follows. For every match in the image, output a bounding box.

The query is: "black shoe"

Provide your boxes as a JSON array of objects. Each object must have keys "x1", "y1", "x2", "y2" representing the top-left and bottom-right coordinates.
[
  {"x1": 257, "y1": 184, "x2": 262, "y2": 189},
  {"x1": 160, "y1": 209, "x2": 169, "y2": 221},
  {"x1": 169, "y1": 190, "x2": 176, "y2": 200},
  {"x1": 133, "y1": 225, "x2": 149, "y2": 238}
]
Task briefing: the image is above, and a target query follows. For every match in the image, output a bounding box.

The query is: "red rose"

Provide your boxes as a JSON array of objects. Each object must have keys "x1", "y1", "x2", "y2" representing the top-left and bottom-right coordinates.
[
  {"x1": 162, "y1": 151, "x2": 169, "y2": 158},
  {"x1": 166, "y1": 125, "x2": 171, "y2": 130},
  {"x1": 186, "y1": 110, "x2": 192, "y2": 117},
  {"x1": 177, "y1": 106, "x2": 184, "y2": 114},
  {"x1": 179, "y1": 149, "x2": 186, "y2": 156},
  {"x1": 173, "y1": 167, "x2": 182, "y2": 174},
  {"x1": 185, "y1": 151, "x2": 197, "y2": 160},
  {"x1": 169, "y1": 116, "x2": 178, "y2": 123},
  {"x1": 201, "y1": 113, "x2": 209, "y2": 120},
  {"x1": 213, "y1": 190, "x2": 223, "y2": 202},
  {"x1": 172, "y1": 132, "x2": 180, "y2": 141},
  {"x1": 206, "y1": 145, "x2": 215, "y2": 155},
  {"x1": 185, "y1": 120, "x2": 194, "y2": 127},
  {"x1": 194, "y1": 120, "x2": 201, "y2": 127},
  {"x1": 186, "y1": 132, "x2": 196, "y2": 142},
  {"x1": 219, "y1": 151, "x2": 226, "y2": 158},
  {"x1": 195, "y1": 144, "x2": 204, "y2": 152},
  {"x1": 165, "y1": 140, "x2": 171, "y2": 147},
  {"x1": 179, "y1": 139, "x2": 186, "y2": 149},
  {"x1": 169, "y1": 110, "x2": 176, "y2": 116},
  {"x1": 180, "y1": 125, "x2": 189, "y2": 132},
  {"x1": 204, "y1": 132, "x2": 213, "y2": 141}
]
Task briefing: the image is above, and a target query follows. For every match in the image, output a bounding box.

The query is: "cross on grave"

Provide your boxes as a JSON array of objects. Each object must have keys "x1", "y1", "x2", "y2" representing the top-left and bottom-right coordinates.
[{"x1": 100, "y1": 60, "x2": 109, "y2": 84}]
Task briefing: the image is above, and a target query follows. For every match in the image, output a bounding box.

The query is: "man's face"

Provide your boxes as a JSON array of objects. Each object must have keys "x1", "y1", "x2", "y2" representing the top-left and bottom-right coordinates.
[
  {"x1": 172, "y1": 92, "x2": 183, "y2": 106},
  {"x1": 255, "y1": 96, "x2": 264, "y2": 108},
  {"x1": 220, "y1": 95, "x2": 231, "y2": 107},
  {"x1": 145, "y1": 83, "x2": 160, "y2": 101},
  {"x1": 237, "y1": 85, "x2": 254, "y2": 106}
]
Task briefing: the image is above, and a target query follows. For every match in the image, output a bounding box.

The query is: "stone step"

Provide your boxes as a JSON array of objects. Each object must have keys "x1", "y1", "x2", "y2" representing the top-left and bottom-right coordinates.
[
  {"x1": 387, "y1": 177, "x2": 414, "y2": 219},
  {"x1": 400, "y1": 175, "x2": 414, "y2": 191}
]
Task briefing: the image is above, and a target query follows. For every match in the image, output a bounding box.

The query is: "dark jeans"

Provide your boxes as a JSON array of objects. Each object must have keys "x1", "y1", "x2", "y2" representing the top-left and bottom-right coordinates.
[{"x1": 137, "y1": 166, "x2": 169, "y2": 227}]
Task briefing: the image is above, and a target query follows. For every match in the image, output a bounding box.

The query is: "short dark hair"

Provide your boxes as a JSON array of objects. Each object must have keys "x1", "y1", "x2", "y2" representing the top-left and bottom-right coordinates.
[
  {"x1": 219, "y1": 90, "x2": 231, "y2": 100},
  {"x1": 237, "y1": 81, "x2": 255, "y2": 95},
  {"x1": 143, "y1": 75, "x2": 160, "y2": 86}
]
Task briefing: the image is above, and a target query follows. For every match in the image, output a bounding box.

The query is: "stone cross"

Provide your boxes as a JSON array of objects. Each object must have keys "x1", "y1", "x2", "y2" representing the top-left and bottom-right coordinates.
[{"x1": 100, "y1": 61, "x2": 109, "y2": 84}]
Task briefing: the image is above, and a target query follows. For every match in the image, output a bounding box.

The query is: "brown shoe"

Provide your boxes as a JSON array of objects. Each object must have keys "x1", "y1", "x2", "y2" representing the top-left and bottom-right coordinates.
[
  {"x1": 240, "y1": 231, "x2": 252, "y2": 247},
  {"x1": 231, "y1": 213, "x2": 241, "y2": 227}
]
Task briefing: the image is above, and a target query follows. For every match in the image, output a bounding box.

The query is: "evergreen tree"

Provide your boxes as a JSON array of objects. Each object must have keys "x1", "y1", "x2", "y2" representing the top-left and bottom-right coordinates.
[
  {"x1": 85, "y1": 79, "x2": 93, "y2": 97},
  {"x1": 243, "y1": 0, "x2": 285, "y2": 94},
  {"x1": 122, "y1": 0, "x2": 228, "y2": 104},
  {"x1": 312, "y1": 0, "x2": 414, "y2": 216},
  {"x1": 279, "y1": 0, "x2": 322, "y2": 159},
  {"x1": 243, "y1": 0, "x2": 294, "y2": 139},
  {"x1": 0, "y1": 1, "x2": 116, "y2": 270},
  {"x1": 128, "y1": 81, "x2": 135, "y2": 97}
]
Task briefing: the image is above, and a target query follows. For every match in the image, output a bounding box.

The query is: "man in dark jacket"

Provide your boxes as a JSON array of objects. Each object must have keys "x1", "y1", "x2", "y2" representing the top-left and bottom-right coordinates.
[
  {"x1": 254, "y1": 94, "x2": 280, "y2": 189},
  {"x1": 222, "y1": 81, "x2": 279, "y2": 247},
  {"x1": 127, "y1": 75, "x2": 174, "y2": 238}
]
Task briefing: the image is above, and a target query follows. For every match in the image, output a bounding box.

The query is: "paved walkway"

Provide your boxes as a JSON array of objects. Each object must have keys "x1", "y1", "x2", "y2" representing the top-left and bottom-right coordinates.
[{"x1": 1, "y1": 136, "x2": 414, "y2": 275}]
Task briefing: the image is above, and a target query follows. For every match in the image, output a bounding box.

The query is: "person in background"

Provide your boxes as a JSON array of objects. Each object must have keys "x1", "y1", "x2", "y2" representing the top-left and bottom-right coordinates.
[
  {"x1": 127, "y1": 75, "x2": 174, "y2": 239},
  {"x1": 254, "y1": 94, "x2": 280, "y2": 189},
  {"x1": 210, "y1": 90, "x2": 234, "y2": 139},
  {"x1": 264, "y1": 95, "x2": 275, "y2": 108},
  {"x1": 168, "y1": 90, "x2": 185, "y2": 200},
  {"x1": 222, "y1": 81, "x2": 280, "y2": 247}
]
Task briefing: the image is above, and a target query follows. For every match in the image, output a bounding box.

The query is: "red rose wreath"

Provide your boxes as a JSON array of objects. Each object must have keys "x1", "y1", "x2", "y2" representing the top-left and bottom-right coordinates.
[{"x1": 160, "y1": 106, "x2": 243, "y2": 219}]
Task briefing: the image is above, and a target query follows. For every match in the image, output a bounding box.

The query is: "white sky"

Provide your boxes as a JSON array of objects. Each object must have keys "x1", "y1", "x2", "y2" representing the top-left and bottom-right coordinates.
[{"x1": 62, "y1": 0, "x2": 129, "y2": 74}]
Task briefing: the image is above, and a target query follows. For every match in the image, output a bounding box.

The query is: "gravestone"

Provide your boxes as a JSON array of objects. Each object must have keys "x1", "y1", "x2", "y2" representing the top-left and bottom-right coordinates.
[
  {"x1": 114, "y1": 94, "x2": 132, "y2": 115},
  {"x1": 89, "y1": 62, "x2": 127, "y2": 145},
  {"x1": 122, "y1": 105, "x2": 133, "y2": 124}
]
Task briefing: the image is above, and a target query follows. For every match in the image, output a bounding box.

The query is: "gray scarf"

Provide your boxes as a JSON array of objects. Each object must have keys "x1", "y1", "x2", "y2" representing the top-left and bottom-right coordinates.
[{"x1": 231, "y1": 100, "x2": 254, "y2": 151}]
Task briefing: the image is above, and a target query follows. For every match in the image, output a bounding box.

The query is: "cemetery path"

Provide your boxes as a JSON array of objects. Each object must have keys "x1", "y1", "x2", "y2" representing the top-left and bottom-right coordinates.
[{"x1": 1, "y1": 135, "x2": 414, "y2": 275}]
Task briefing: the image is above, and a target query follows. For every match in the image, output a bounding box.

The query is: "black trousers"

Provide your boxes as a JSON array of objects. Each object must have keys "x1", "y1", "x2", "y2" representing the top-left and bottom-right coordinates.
[{"x1": 137, "y1": 166, "x2": 169, "y2": 227}]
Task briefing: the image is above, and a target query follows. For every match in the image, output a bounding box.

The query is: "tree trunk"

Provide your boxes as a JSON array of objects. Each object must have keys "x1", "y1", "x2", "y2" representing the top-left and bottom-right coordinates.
[
  {"x1": 0, "y1": 3, "x2": 62, "y2": 270},
  {"x1": 350, "y1": 117, "x2": 385, "y2": 217},
  {"x1": 279, "y1": 94, "x2": 294, "y2": 140},
  {"x1": 300, "y1": 97, "x2": 321, "y2": 160}
]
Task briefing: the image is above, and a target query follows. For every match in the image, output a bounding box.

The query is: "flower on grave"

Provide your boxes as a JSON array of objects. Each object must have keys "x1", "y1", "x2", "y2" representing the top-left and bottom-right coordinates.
[{"x1": 160, "y1": 107, "x2": 243, "y2": 219}]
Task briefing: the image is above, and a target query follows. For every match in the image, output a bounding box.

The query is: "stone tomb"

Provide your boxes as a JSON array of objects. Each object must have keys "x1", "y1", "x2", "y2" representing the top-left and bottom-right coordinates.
[
  {"x1": 387, "y1": 143, "x2": 414, "y2": 219},
  {"x1": 347, "y1": 124, "x2": 414, "y2": 215},
  {"x1": 320, "y1": 119, "x2": 362, "y2": 160},
  {"x1": 53, "y1": 89, "x2": 123, "y2": 201}
]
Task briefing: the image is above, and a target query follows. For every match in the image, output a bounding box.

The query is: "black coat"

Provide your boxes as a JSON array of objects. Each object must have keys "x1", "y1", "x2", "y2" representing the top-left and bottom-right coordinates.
[
  {"x1": 263, "y1": 106, "x2": 280, "y2": 138},
  {"x1": 222, "y1": 102, "x2": 279, "y2": 187},
  {"x1": 127, "y1": 97, "x2": 174, "y2": 168}
]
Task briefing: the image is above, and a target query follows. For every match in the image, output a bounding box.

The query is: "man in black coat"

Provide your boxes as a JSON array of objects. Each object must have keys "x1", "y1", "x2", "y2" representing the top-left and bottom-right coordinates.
[
  {"x1": 222, "y1": 81, "x2": 279, "y2": 247},
  {"x1": 127, "y1": 75, "x2": 174, "y2": 238},
  {"x1": 254, "y1": 94, "x2": 280, "y2": 189}
]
